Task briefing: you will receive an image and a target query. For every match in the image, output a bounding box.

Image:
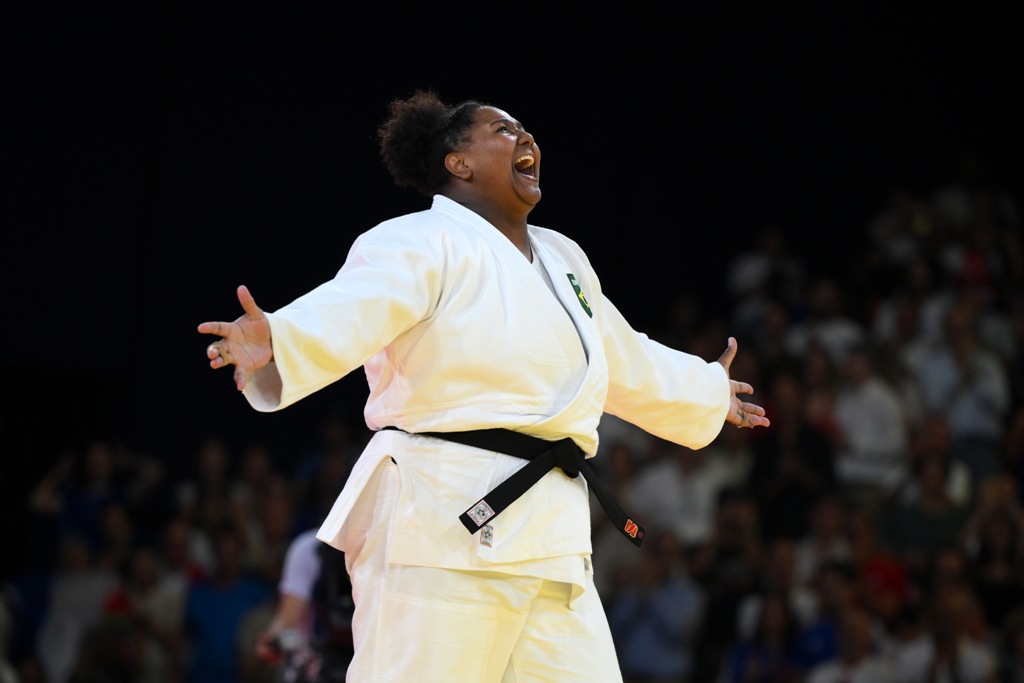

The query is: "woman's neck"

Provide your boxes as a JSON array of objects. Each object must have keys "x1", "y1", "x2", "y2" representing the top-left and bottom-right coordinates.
[{"x1": 449, "y1": 195, "x2": 533, "y2": 260}]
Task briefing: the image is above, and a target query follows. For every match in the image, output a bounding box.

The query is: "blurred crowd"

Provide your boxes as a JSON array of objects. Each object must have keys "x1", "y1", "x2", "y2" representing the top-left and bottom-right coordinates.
[{"x1": 2, "y1": 157, "x2": 1022, "y2": 682}]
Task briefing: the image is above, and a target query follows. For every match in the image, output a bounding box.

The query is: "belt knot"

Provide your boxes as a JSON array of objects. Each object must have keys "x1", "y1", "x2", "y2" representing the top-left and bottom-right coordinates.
[{"x1": 551, "y1": 438, "x2": 581, "y2": 479}]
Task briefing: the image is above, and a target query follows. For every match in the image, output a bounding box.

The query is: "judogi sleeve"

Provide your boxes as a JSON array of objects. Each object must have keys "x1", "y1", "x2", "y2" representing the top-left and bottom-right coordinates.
[
  {"x1": 598, "y1": 294, "x2": 730, "y2": 449},
  {"x1": 243, "y1": 220, "x2": 443, "y2": 411}
]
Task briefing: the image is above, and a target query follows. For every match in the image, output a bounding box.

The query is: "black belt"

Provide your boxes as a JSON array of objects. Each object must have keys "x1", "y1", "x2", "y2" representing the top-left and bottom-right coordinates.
[{"x1": 383, "y1": 426, "x2": 645, "y2": 547}]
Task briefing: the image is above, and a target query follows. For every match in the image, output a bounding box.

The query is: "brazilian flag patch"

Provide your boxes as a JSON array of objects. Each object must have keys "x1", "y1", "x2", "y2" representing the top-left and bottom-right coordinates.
[{"x1": 566, "y1": 273, "x2": 593, "y2": 318}]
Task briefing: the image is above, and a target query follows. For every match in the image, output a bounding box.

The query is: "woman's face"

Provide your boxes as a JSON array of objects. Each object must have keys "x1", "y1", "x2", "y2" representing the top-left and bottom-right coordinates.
[{"x1": 455, "y1": 106, "x2": 542, "y2": 212}]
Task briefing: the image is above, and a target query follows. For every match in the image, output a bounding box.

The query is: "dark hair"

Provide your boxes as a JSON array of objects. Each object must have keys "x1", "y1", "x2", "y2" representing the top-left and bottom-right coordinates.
[{"x1": 377, "y1": 89, "x2": 489, "y2": 198}]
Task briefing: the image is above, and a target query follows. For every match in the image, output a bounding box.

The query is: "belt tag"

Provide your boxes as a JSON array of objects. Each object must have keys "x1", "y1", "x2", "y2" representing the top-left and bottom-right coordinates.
[{"x1": 467, "y1": 500, "x2": 495, "y2": 526}]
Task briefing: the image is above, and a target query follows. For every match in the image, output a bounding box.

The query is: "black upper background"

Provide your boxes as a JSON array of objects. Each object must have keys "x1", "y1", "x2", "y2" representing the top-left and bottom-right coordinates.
[{"x1": 3, "y1": 3, "x2": 1022, "y2": 576}]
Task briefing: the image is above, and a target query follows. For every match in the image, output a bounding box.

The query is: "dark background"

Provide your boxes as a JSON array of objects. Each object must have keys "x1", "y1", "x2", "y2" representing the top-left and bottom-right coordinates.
[{"x1": 3, "y1": 3, "x2": 1021, "y2": 578}]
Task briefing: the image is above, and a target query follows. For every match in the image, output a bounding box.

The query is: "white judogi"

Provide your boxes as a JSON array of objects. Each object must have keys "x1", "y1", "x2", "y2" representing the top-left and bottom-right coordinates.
[{"x1": 242, "y1": 195, "x2": 730, "y2": 680}]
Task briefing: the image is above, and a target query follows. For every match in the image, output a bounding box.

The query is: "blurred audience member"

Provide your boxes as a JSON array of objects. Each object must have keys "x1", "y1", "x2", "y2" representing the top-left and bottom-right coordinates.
[
  {"x1": 785, "y1": 276, "x2": 867, "y2": 368},
  {"x1": 608, "y1": 532, "x2": 706, "y2": 683},
  {"x1": 911, "y1": 302, "x2": 1011, "y2": 493},
  {"x1": 961, "y1": 474, "x2": 1024, "y2": 635},
  {"x1": 68, "y1": 612, "x2": 172, "y2": 683},
  {"x1": 726, "y1": 225, "x2": 805, "y2": 345},
  {"x1": 691, "y1": 488, "x2": 764, "y2": 683},
  {"x1": 794, "y1": 560, "x2": 860, "y2": 673},
  {"x1": 28, "y1": 440, "x2": 164, "y2": 563},
  {"x1": 291, "y1": 409, "x2": 363, "y2": 534},
  {"x1": 736, "y1": 538, "x2": 817, "y2": 642},
  {"x1": 832, "y1": 344, "x2": 912, "y2": 500},
  {"x1": 101, "y1": 544, "x2": 187, "y2": 676},
  {"x1": 892, "y1": 414, "x2": 972, "y2": 508},
  {"x1": 844, "y1": 505, "x2": 909, "y2": 645},
  {"x1": 715, "y1": 590, "x2": 803, "y2": 683},
  {"x1": 748, "y1": 368, "x2": 837, "y2": 542},
  {"x1": 792, "y1": 495, "x2": 852, "y2": 588},
  {"x1": 631, "y1": 438, "x2": 740, "y2": 548},
  {"x1": 892, "y1": 586, "x2": 998, "y2": 683},
  {"x1": 885, "y1": 451, "x2": 972, "y2": 574},
  {"x1": 182, "y1": 522, "x2": 273, "y2": 683},
  {"x1": 804, "y1": 606, "x2": 895, "y2": 683},
  {"x1": 35, "y1": 534, "x2": 119, "y2": 683}
]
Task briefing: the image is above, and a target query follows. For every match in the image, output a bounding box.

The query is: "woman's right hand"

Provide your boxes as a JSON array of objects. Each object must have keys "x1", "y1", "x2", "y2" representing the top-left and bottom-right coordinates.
[{"x1": 197, "y1": 285, "x2": 273, "y2": 391}]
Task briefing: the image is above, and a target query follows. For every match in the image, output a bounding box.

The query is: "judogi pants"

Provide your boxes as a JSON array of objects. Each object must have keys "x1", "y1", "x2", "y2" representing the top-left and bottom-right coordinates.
[{"x1": 342, "y1": 460, "x2": 624, "y2": 683}]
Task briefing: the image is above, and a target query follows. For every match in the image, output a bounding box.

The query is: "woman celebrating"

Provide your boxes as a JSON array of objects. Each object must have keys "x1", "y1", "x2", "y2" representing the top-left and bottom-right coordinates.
[{"x1": 199, "y1": 90, "x2": 768, "y2": 682}]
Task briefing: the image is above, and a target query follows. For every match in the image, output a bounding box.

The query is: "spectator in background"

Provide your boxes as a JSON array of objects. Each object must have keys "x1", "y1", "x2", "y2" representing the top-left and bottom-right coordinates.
[
  {"x1": 892, "y1": 586, "x2": 998, "y2": 683},
  {"x1": 749, "y1": 299, "x2": 799, "y2": 380},
  {"x1": 748, "y1": 367, "x2": 837, "y2": 542},
  {"x1": 725, "y1": 225, "x2": 805, "y2": 344},
  {"x1": 860, "y1": 188, "x2": 930, "y2": 292},
  {"x1": 736, "y1": 538, "x2": 818, "y2": 642},
  {"x1": 791, "y1": 495, "x2": 852, "y2": 590},
  {"x1": 911, "y1": 301, "x2": 1011, "y2": 493},
  {"x1": 892, "y1": 413, "x2": 973, "y2": 509},
  {"x1": 799, "y1": 343, "x2": 844, "y2": 444},
  {"x1": 68, "y1": 612, "x2": 173, "y2": 683},
  {"x1": 101, "y1": 544, "x2": 186, "y2": 679},
  {"x1": 290, "y1": 408, "x2": 364, "y2": 535},
  {"x1": 844, "y1": 504, "x2": 910, "y2": 653},
  {"x1": 158, "y1": 516, "x2": 206, "y2": 587},
  {"x1": 794, "y1": 560, "x2": 861, "y2": 674},
  {"x1": 28, "y1": 440, "x2": 164, "y2": 564},
  {"x1": 871, "y1": 256, "x2": 953, "y2": 353},
  {"x1": 243, "y1": 476, "x2": 298, "y2": 588},
  {"x1": 691, "y1": 487, "x2": 764, "y2": 683},
  {"x1": 607, "y1": 531, "x2": 706, "y2": 683},
  {"x1": 630, "y1": 439, "x2": 738, "y2": 549},
  {"x1": 175, "y1": 436, "x2": 235, "y2": 526},
  {"x1": 831, "y1": 344, "x2": 912, "y2": 502},
  {"x1": 94, "y1": 502, "x2": 138, "y2": 575},
  {"x1": 249, "y1": 527, "x2": 355, "y2": 683},
  {"x1": 231, "y1": 442, "x2": 283, "y2": 530},
  {"x1": 784, "y1": 276, "x2": 867, "y2": 369},
  {"x1": 34, "y1": 534, "x2": 120, "y2": 683},
  {"x1": 804, "y1": 606, "x2": 895, "y2": 683},
  {"x1": 884, "y1": 451, "x2": 971, "y2": 575},
  {"x1": 715, "y1": 590, "x2": 803, "y2": 683},
  {"x1": 961, "y1": 474, "x2": 1024, "y2": 636},
  {"x1": 183, "y1": 522, "x2": 273, "y2": 683},
  {"x1": 690, "y1": 420, "x2": 757, "y2": 515}
]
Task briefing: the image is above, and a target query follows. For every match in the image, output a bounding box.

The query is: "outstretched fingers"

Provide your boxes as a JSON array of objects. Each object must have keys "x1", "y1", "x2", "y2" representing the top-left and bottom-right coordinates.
[
  {"x1": 237, "y1": 285, "x2": 263, "y2": 318},
  {"x1": 733, "y1": 401, "x2": 770, "y2": 429},
  {"x1": 717, "y1": 336, "x2": 738, "y2": 374},
  {"x1": 197, "y1": 320, "x2": 228, "y2": 337},
  {"x1": 233, "y1": 365, "x2": 249, "y2": 391},
  {"x1": 732, "y1": 380, "x2": 755, "y2": 396}
]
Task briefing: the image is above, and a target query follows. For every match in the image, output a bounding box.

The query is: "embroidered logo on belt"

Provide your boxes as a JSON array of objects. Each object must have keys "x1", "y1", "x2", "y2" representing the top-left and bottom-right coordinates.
[
  {"x1": 480, "y1": 525, "x2": 494, "y2": 547},
  {"x1": 566, "y1": 274, "x2": 593, "y2": 318},
  {"x1": 623, "y1": 519, "x2": 640, "y2": 539},
  {"x1": 468, "y1": 500, "x2": 495, "y2": 526}
]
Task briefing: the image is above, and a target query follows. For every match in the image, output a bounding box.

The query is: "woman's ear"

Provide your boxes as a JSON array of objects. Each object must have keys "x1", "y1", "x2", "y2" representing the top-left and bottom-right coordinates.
[{"x1": 444, "y1": 152, "x2": 472, "y2": 180}]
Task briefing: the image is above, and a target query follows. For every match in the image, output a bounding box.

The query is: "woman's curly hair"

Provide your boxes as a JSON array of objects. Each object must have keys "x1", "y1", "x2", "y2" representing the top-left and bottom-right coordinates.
[{"x1": 377, "y1": 90, "x2": 488, "y2": 198}]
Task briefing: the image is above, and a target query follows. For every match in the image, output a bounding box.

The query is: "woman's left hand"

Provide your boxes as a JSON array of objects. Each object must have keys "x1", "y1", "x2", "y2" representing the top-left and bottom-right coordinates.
[{"x1": 717, "y1": 337, "x2": 771, "y2": 429}]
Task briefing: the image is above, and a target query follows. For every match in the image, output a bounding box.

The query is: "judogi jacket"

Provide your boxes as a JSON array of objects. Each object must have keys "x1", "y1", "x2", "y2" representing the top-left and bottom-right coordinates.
[{"x1": 243, "y1": 195, "x2": 730, "y2": 594}]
